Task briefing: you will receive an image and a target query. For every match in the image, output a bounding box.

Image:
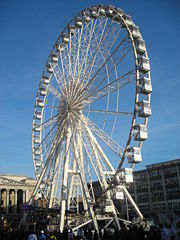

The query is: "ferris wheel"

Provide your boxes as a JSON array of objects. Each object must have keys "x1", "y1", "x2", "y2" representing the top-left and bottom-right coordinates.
[{"x1": 31, "y1": 4, "x2": 152, "y2": 231}]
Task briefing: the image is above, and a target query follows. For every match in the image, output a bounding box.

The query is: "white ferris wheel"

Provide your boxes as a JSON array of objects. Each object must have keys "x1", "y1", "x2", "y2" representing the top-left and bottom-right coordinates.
[{"x1": 30, "y1": 4, "x2": 152, "y2": 231}]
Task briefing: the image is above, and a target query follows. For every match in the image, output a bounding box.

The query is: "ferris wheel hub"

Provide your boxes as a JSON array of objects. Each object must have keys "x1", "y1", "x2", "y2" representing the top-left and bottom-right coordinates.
[{"x1": 58, "y1": 97, "x2": 67, "y2": 117}]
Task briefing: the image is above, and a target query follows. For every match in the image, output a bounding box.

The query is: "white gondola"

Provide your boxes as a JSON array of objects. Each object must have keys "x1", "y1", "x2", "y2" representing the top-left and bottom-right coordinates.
[
  {"x1": 34, "y1": 111, "x2": 42, "y2": 120},
  {"x1": 33, "y1": 135, "x2": 41, "y2": 144},
  {"x1": 34, "y1": 157, "x2": 41, "y2": 162},
  {"x1": 40, "y1": 87, "x2": 47, "y2": 96},
  {"x1": 62, "y1": 35, "x2": 69, "y2": 44},
  {"x1": 127, "y1": 147, "x2": 142, "y2": 163},
  {"x1": 35, "y1": 111, "x2": 42, "y2": 120},
  {"x1": 116, "y1": 8, "x2": 124, "y2": 16},
  {"x1": 115, "y1": 168, "x2": 133, "y2": 184},
  {"x1": 47, "y1": 63, "x2": 53, "y2": 73},
  {"x1": 113, "y1": 14, "x2": 121, "y2": 23},
  {"x1": 35, "y1": 162, "x2": 41, "y2": 167},
  {"x1": 33, "y1": 124, "x2": 42, "y2": 132},
  {"x1": 137, "y1": 56, "x2": 150, "y2": 73},
  {"x1": 90, "y1": 8, "x2": 98, "y2": 18},
  {"x1": 135, "y1": 39, "x2": 146, "y2": 54},
  {"x1": 99, "y1": 8, "x2": 106, "y2": 16},
  {"x1": 130, "y1": 25, "x2": 141, "y2": 38},
  {"x1": 36, "y1": 173, "x2": 40, "y2": 178},
  {"x1": 82, "y1": 14, "x2": 91, "y2": 22},
  {"x1": 56, "y1": 43, "x2": 64, "y2": 52},
  {"x1": 133, "y1": 124, "x2": 148, "y2": 141},
  {"x1": 68, "y1": 25, "x2": 76, "y2": 35},
  {"x1": 137, "y1": 77, "x2": 152, "y2": 95},
  {"x1": 34, "y1": 148, "x2": 41, "y2": 155},
  {"x1": 106, "y1": 7, "x2": 114, "y2": 18},
  {"x1": 136, "y1": 100, "x2": 151, "y2": 117},
  {"x1": 75, "y1": 17, "x2": 83, "y2": 28},
  {"x1": 37, "y1": 99, "x2": 44, "y2": 108},
  {"x1": 43, "y1": 76, "x2": 50, "y2": 85},
  {"x1": 123, "y1": 14, "x2": 133, "y2": 26},
  {"x1": 52, "y1": 53, "x2": 58, "y2": 63}
]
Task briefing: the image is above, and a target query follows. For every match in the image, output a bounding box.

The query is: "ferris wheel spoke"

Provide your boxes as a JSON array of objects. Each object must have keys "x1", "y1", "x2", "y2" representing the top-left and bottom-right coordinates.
[
  {"x1": 30, "y1": 125, "x2": 64, "y2": 204},
  {"x1": 82, "y1": 127, "x2": 113, "y2": 184},
  {"x1": 53, "y1": 64, "x2": 67, "y2": 97},
  {"x1": 67, "y1": 153, "x2": 78, "y2": 209},
  {"x1": 33, "y1": 121, "x2": 58, "y2": 156},
  {"x1": 70, "y1": 18, "x2": 99, "y2": 101},
  {"x1": 83, "y1": 24, "x2": 122, "y2": 89},
  {"x1": 47, "y1": 84, "x2": 62, "y2": 100},
  {"x1": 76, "y1": 19, "x2": 108, "y2": 92},
  {"x1": 60, "y1": 138, "x2": 72, "y2": 232},
  {"x1": 84, "y1": 34, "x2": 131, "y2": 94},
  {"x1": 81, "y1": 116, "x2": 124, "y2": 157},
  {"x1": 72, "y1": 134, "x2": 94, "y2": 205},
  {"x1": 33, "y1": 114, "x2": 59, "y2": 131},
  {"x1": 43, "y1": 106, "x2": 59, "y2": 109},
  {"x1": 53, "y1": 142, "x2": 65, "y2": 204},
  {"x1": 72, "y1": 18, "x2": 111, "y2": 102},
  {"x1": 82, "y1": 124, "x2": 115, "y2": 175},
  {"x1": 87, "y1": 45, "x2": 133, "y2": 100},
  {"x1": 72, "y1": 25, "x2": 84, "y2": 87},
  {"x1": 43, "y1": 135, "x2": 65, "y2": 200},
  {"x1": 81, "y1": 18, "x2": 110, "y2": 80},
  {"x1": 78, "y1": 124, "x2": 94, "y2": 202},
  {"x1": 83, "y1": 109, "x2": 133, "y2": 116},
  {"x1": 86, "y1": 45, "x2": 133, "y2": 99},
  {"x1": 82, "y1": 139, "x2": 103, "y2": 187},
  {"x1": 33, "y1": 118, "x2": 65, "y2": 158},
  {"x1": 83, "y1": 125, "x2": 113, "y2": 193},
  {"x1": 68, "y1": 33, "x2": 73, "y2": 88},
  {"x1": 59, "y1": 48, "x2": 69, "y2": 98},
  {"x1": 85, "y1": 69, "x2": 136, "y2": 103},
  {"x1": 73, "y1": 34, "x2": 131, "y2": 104},
  {"x1": 77, "y1": 20, "x2": 95, "y2": 78}
]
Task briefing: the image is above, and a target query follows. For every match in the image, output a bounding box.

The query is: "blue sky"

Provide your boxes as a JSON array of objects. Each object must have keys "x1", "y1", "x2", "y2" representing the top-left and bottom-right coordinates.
[{"x1": 0, "y1": 0, "x2": 180, "y2": 177}]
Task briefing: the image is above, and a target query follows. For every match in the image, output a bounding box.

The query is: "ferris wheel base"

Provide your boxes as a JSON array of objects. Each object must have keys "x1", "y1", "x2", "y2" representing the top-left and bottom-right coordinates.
[{"x1": 65, "y1": 185, "x2": 143, "y2": 232}]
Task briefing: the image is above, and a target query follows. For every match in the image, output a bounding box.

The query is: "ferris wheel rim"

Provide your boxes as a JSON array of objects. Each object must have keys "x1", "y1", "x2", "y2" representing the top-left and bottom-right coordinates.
[
  {"x1": 31, "y1": 4, "x2": 152, "y2": 232},
  {"x1": 32, "y1": 4, "x2": 151, "y2": 180}
]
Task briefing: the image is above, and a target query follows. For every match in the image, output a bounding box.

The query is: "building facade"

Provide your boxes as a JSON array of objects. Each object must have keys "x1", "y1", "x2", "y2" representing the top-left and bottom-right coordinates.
[
  {"x1": 129, "y1": 159, "x2": 180, "y2": 216},
  {"x1": 0, "y1": 174, "x2": 36, "y2": 215},
  {"x1": 0, "y1": 159, "x2": 180, "y2": 217}
]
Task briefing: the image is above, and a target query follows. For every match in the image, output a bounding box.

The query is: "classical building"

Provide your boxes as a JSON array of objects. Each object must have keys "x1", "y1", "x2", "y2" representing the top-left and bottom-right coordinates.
[
  {"x1": 0, "y1": 174, "x2": 36, "y2": 215},
  {"x1": 129, "y1": 159, "x2": 180, "y2": 216}
]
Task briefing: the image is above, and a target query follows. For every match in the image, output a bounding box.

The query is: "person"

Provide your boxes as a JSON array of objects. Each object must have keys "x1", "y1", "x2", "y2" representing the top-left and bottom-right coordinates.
[
  {"x1": 94, "y1": 230, "x2": 99, "y2": 240},
  {"x1": 68, "y1": 229, "x2": 74, "y2": 240},
  {"x1": 49, "y1": 232, "x2": 57, "y2": 240},
  {"x1": 167, "y1": 225, "x2": 175, "y2": 240},
  {"x1": 27, "y1": 231, "x2": 38, "y2": 240},
  {"x1": 160, "y1": 224, "x2": 170, "y2": 240},
  {"x1": 38, "y1": 230, "x2": 46, "y2": 240}
]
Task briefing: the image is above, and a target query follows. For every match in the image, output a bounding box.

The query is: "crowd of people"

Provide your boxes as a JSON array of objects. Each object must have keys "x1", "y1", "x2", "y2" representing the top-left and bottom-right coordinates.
[{"x1": 0, "y1": 222, "x2": 178, "y2": 240}]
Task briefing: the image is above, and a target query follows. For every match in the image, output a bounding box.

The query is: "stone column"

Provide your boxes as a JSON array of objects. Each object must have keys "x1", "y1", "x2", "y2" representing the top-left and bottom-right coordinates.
[
  {"x1": 0, "y1": 189, "x2": 1, "y2": 208},
  {"x1": 14, "y1": 189, "x2": 17, "y2": 214},
  {"x1": 6, "y1": 189, "x2": 9, "y2": 214},
  {"x1": 26, "y1": 190, "x2": 29, "y2": 203},
  {"x1": 23, "y1": 190, "x2": 26, "y2": 203}
]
